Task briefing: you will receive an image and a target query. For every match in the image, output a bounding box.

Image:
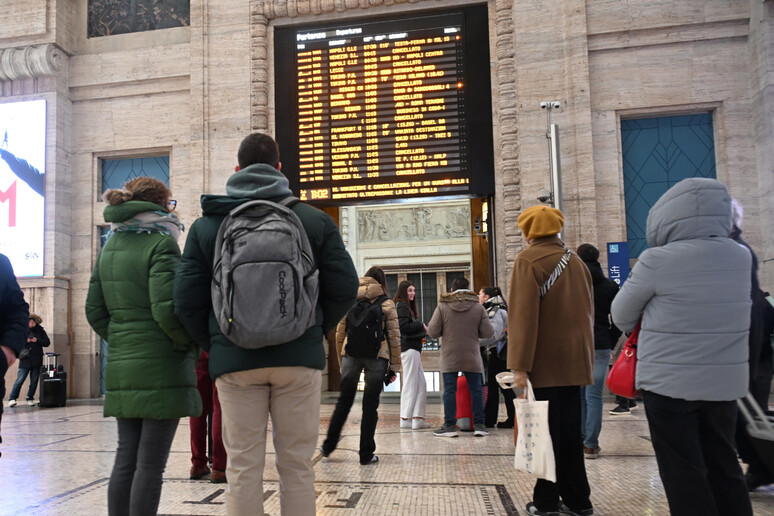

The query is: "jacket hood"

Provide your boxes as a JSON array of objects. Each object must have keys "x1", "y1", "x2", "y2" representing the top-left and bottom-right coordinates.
[
  {"x1": 103, "y1": 201, "x2": 169, "y2": 223},
  {"x1": 226, "y1": 163, "x2": 293, "y2": 199},
  {"x1": 582, "y1": 260, "x2": 606, "y2": 285},
  {"x1": 358, "y1": 276, "x2": 386, "y2": 301},
  {"x1": 439, "y1": 290, "x2": 479, "y2": 312},
  {"x1": 646, "y1": 178, "x2": 733, "y2": 248}
]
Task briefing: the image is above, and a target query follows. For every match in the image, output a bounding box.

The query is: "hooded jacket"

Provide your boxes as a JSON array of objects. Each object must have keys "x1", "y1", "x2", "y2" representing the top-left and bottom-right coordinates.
[
  {"x1": 611, "y1": 178, "x2": 751, "y2": 401},
  {"x1": 427, "y1": 290, "x2": 494, "y2": 373},
  {"x1": 85, "y1": 201, "x2": 202, "y2": 419},
  {"x1": 507, "y1": 236, "x2": 594, "y2": 388},
  {"x1": 335, "y1": 276, "x2": 402, "y2": 371},
  {"x1": 174, "y1": 163, "x2": 359, "y2": 379},
  {"x1": 19, "y1": 322, "x2": 50, "y2": 369}
]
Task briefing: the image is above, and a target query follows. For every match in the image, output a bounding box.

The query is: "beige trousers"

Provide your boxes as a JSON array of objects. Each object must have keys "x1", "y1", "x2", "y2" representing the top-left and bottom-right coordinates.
[{"x1": 216, "y1": 366, "x2": 322, "y2": 516}]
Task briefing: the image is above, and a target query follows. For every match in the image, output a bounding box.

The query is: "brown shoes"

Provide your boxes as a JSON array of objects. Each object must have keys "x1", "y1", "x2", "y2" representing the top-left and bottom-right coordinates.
[
  {"x1": 583, "y1": 446, "x2": 601, "y2": 459},
  {"x1": 210, "y1": 469, "x2": 227, "y2": 484},
  {"x1": 190, "y1": 465, "x2": 211, "y2": 480}
]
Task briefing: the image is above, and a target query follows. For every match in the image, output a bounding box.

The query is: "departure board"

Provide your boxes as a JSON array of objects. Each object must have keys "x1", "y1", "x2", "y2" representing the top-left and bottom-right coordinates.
[{"x1": 275, "y1": 7, "x2": 494, "y2": 205}]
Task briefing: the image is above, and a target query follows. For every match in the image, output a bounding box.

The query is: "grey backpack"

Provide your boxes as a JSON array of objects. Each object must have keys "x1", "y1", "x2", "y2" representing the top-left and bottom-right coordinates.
[{"x1": 211, "y1": 197, "x2": 319, "y2": 349}]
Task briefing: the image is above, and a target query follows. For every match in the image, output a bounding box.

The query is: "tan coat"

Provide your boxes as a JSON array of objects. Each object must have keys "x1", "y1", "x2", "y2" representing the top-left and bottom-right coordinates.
[
  {"x1": 507, "y1": 236, "x2": 594, "y2": 388},
  {"x1": 335, "y1": 276, "x2": 401, "y2": 372},
  {"x1": 427, "y1": 290, "x2": 494, "y2": 373}
]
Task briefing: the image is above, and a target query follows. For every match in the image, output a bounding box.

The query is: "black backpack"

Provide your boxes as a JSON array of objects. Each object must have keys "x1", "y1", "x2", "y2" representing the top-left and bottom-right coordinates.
[{"x1": 345, "y1": 296, "x2": 388, "y2": 358}]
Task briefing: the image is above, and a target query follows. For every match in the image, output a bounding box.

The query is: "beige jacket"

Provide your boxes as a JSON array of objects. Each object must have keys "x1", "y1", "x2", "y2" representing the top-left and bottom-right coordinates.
[
  {"x1": 427, "y1": 290, "x2": 494, "y2": 373},
  {"x1": 335, "y1": 276, "x2": 402, "y2": 372},
  {"x1": 507, "y1": 236, "x2": 594, "y2": 388}
]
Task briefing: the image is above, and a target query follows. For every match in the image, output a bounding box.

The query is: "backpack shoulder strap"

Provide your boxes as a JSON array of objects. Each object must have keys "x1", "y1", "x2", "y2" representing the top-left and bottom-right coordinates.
[
  {"x1": 278, "y1": 196, "x2": 301, "y2": 208},
  {"x1": 540, "y1": 250, "x2": 572, "y2": 299}
]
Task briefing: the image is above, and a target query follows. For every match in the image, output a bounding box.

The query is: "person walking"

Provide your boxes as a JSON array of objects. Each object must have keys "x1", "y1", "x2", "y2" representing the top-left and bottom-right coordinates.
[
  {"x1": 507, "y1": 205, "x2": 595, "y2": 516},
  {"x1": 8, "y1": 313, "x2": 50, "y2": 407},
  {"x1": 174, "y1": 133, "x2": 358, "y2": 516},
  {"x1": 576, "y1": 244, "x2": 621, "y2": 460},
  {"x1": 394, "y1": 280, "x2": 429, "y2": 430},
  {"x1": 85, "y1": 177, "x2": 201, "y2": 516},
  {"x1": 428, "y1": 276, "x2": 494, "y2": 438},
  {"x1": 321, "y1": 267, "x2": 401, "y2": 463},
  {"x1": 611, "y1": 177, "x2": 753, "y2": 516},
  {"x1": 479, "y1": 286, "x2": 515, "y2": 429},
  {"x1": 0, "y1": 253, "x2": 29, "y2": 457},
  {"x1": 189, "y1": 350, "x2": 227, "y2": 483}
]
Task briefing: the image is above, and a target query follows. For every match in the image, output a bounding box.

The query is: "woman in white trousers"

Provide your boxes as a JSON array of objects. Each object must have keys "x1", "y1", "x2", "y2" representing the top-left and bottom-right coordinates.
[{"x1": 394, "y1": 281, "x2": 430, "y2": 429}]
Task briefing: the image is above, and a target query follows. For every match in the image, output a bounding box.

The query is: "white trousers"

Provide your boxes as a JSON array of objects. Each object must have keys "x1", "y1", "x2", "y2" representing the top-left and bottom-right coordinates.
[
  {"x1": 400, "y1": 349, "x2": 427, "y2": 419},
  {"x1": 216, "y1": 366, "x2": 321, "y2": 516}
]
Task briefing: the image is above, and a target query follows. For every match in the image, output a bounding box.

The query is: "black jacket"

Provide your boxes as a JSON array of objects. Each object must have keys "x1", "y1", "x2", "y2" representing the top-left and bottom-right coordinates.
[
  {"x1": 583, "y1": 259, "x2": 622, "y2": 350},
  {"x1": 0, "y1": 253, "x2": 28, "y2": 363},
  {"x1": 396, "y1": 301, "x2": 425, "y2": 353},
  {"x1": 20, "y1": 323, "x2": 50, "y2": 369}
]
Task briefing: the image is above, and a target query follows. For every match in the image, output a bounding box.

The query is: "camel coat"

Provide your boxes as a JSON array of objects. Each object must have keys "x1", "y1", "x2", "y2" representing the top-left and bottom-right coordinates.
[{"x1": 507, "y1": 236, "x2": 594, "y2": 388}]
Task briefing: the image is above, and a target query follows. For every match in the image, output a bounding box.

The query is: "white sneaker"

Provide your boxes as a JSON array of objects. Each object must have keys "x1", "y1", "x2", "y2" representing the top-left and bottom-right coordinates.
[
  {"x1": 412, "y1": 419, "x2": 431, "y2": 430},
  {"x1": 26, "y1": 399, "x2": 35, "y2": 406},
  {"x1": 8, "y1": 399, "x2": 16, "y2": 407},
  {"x1": 400, "y1": 419, "x2": 412, "y2": 429}
]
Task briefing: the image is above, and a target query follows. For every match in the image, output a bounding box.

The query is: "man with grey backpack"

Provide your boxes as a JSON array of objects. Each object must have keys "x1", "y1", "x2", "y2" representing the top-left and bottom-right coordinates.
[
  {"x1": 174, "y1": 133, "x2": 358, "y2": 516},
  {"x1": 506, "y1": 205, "x2": 595, "y2": 516}
]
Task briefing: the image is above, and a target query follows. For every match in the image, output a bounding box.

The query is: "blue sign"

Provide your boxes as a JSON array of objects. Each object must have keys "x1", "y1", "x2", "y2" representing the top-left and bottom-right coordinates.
[{"x1": 607, "y1": 242, "x2": 630, "y2": 287}]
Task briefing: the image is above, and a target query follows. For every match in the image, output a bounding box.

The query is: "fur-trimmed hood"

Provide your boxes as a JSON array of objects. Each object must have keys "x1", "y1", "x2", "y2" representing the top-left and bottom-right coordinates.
[{"x1": 439, "y1": 290, "x2": 479, "y2": 312}]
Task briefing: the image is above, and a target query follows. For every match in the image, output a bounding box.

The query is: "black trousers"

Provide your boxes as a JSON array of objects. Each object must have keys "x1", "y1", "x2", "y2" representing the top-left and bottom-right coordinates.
[
  {"x1": 484, "y1": 351, "x2": 515, "y2": 426},
  {"x1": 643, "y1": 390, "x2": 752, "y2": 516},
  {"x1": 531, "y1": 385, "x2": 592, "y2": 512},
  {"x1": 0, "y1": 350, "x2": 7, "y2": 456},
  {"x1": 322, "y1": 356, "x2": 387, "y2": 464}
]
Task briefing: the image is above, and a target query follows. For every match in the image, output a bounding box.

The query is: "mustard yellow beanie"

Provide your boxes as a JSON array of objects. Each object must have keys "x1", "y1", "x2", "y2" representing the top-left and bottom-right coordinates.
[{"x1": 518, "y1": 205, "x2": 565, "y2": 240}]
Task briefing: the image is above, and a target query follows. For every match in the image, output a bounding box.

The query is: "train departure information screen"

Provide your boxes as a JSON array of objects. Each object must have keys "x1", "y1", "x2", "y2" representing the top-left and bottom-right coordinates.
[{"x1": 275, "y1": 8, "x2": 493, "y2": 205}]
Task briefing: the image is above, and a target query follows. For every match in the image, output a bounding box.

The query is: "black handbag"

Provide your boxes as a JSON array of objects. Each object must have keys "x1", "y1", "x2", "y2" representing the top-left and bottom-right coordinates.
[{"x1": 18, "y1": 346, "x2": 31, "y2": 360}]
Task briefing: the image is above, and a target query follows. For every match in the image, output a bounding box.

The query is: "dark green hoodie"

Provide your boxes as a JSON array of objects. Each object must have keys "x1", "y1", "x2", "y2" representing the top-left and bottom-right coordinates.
[{"x1": 173, "y1": 163, "x2": 359, "y2": 379}]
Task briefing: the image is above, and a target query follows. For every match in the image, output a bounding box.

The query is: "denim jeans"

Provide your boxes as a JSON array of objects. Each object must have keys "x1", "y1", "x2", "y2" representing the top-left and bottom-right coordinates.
[
  {"x1": 108, "y1": 418, "x2": 179, "y2": 516},
  {"x1": 441, "y1": 371, "x2": 485, "y2": 426},
  {"x1": 323, "y1": 356, "x2": 388, "y2": 464},
  {"x1": 580, "y1": 349, "x2": 610, "y2": 448},
  {"x1": 9, "y1": 366, "x2": 40, "y2": 401}
]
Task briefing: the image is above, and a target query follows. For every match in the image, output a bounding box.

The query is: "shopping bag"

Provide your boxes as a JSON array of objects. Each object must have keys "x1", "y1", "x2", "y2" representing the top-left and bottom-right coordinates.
[
  {"x1": 514, "y1": 379, "x2": 556, "y2": 482},
  {"x1": 606, "y1": 321, "x2": 641, "y2": 399}
]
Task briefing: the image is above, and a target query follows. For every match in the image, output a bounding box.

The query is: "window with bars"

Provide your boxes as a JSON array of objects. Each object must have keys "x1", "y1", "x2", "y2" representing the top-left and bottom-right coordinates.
[{"x1": 100, "y1": 156, "x2": 170, "y2": 196}]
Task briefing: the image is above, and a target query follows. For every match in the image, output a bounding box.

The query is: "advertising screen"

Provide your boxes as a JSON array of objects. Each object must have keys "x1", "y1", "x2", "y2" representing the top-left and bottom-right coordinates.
[
  {"x1": 275, "y1": 6, "x2": 493, "y2": 205},
  {"x1": 0, "y1": 99, "x2": 46, "y2": 277}
]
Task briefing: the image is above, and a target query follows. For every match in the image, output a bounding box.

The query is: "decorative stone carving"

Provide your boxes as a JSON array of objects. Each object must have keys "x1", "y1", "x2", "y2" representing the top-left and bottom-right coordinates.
[
  {"x1": 356, "y1": 204, "x2": 470, "y2": 242},
  {"x1": 0, "y1": 44, "x2": 65, "y2": 82}
]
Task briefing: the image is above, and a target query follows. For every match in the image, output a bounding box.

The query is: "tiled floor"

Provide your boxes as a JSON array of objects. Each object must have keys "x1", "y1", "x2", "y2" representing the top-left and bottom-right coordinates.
[{"x1": 2, "y1": 396, "x2": 773, "y2": 515}]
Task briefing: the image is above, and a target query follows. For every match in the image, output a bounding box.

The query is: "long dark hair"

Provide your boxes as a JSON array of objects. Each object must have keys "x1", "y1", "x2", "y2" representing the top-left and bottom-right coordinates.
[
  {"x1": 480, "y1": 285, "x2": 507, "y2": 310},
  {"x1": 365, "y1": 266, "x2": 388, "y2": 297},
  {"x1": 393, "y1": 280, "x2": 418, "y2": 319}
]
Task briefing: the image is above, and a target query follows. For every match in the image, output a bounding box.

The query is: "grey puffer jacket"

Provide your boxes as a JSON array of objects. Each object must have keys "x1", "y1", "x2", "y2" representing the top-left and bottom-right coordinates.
[{"x1": 611, "y1": 177, "x2": 751, "y2": 401}]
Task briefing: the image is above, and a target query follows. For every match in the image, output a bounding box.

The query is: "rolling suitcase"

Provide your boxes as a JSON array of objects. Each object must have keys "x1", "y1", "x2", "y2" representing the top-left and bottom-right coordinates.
[
  {"x1": 455, "y1": 374, "x2": 473, "y2": 431},
  {"x1": 39, "y1": 352, "x2": 67, "y2": 408}
]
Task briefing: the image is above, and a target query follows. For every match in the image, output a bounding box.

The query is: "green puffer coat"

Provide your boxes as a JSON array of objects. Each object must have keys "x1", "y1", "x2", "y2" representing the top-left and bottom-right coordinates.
[{"x1": 85, "y1": 200, "x2": 202, "y2": 419}]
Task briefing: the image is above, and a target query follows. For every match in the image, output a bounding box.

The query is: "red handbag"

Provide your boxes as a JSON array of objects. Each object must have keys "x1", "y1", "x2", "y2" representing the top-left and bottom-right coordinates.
[{"x1": 606, "y1": 321, "x2": 642, "y2": 399}]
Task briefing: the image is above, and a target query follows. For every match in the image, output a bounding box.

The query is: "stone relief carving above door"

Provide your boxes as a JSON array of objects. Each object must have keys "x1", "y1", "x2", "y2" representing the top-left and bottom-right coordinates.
[{"x1": 357, "y1": 204, "x2": 470, "y2": 242}]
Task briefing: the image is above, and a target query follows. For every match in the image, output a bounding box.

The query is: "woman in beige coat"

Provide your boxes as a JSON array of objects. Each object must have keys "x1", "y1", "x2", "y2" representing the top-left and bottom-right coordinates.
[{"x1": 321, "y1": 266, "x2": 401, "y2": 465}]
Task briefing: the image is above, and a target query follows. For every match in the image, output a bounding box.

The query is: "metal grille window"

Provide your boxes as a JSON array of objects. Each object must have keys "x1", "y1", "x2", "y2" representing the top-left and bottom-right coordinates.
[
  {"x1": 621, "y1": 114, "x2": 715, "y2": 257},
  {"x1": 100, "y1": 156, "x2": 170, "y2": 195}
]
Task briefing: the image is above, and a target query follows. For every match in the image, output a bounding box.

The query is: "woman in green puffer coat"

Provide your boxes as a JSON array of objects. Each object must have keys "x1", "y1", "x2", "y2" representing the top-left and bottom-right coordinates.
[{"x1": 85, "y1": 177, "x2": 201, "y2": 516}]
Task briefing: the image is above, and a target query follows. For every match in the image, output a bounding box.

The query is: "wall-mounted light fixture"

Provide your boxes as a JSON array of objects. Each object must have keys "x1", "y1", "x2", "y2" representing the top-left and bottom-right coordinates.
[{"x1": 474, "y1": 200, "x2": 489, "y2": 238}]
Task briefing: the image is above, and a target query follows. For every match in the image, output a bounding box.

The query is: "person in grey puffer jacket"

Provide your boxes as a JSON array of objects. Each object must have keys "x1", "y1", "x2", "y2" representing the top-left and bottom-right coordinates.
[{"x1": 611, "y1": 177, "x2": 752, "y2": 516}]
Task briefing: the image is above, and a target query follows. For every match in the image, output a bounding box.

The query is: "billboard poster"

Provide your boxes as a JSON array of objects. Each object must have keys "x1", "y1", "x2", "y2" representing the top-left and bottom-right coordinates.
[
  {"x1": 0, "y1": 99, "x2": 46, "y2": 277},
  {"x1": 606, "y1": 241, "x2": 630, "y2": 288}
]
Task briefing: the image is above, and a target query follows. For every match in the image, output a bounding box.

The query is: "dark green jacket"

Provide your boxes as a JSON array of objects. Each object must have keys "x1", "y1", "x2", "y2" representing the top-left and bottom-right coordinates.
[
  {"x1": 174, "y1": 165, "x2": 359, "y2": 379},
  {"x1": 85, "y1": 201, "x2": 202, "y2": 419}
]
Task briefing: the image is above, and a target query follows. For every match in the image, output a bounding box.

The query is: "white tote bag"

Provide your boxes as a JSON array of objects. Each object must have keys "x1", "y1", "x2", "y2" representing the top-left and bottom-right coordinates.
[{"x1": 514, "y1": 379, "x2": 556, "y2": 482}]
